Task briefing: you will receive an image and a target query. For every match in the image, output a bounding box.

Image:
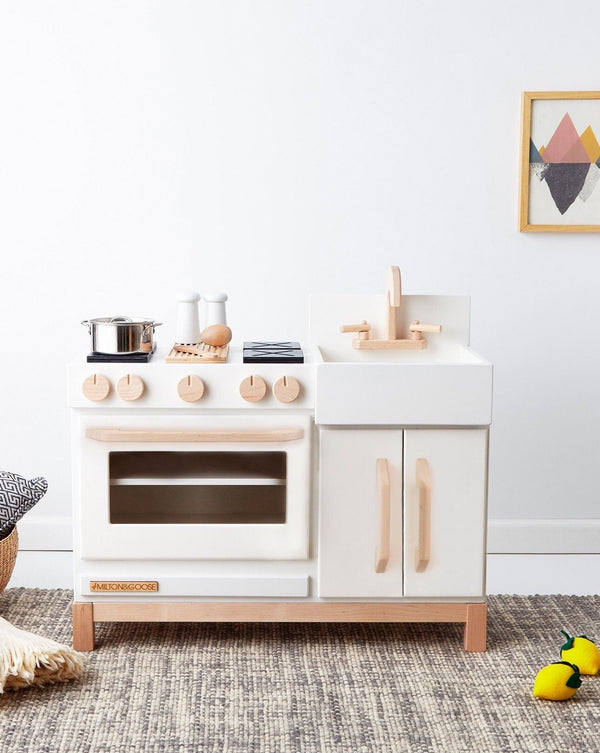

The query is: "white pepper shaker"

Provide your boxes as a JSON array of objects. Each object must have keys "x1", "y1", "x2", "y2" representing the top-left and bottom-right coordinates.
[
  {"x1": 176, "y1": 291, "x2": 201, "y2": 344},
  {"x1": 203, "y1": 292, "x2": 228, "y2": 327}
]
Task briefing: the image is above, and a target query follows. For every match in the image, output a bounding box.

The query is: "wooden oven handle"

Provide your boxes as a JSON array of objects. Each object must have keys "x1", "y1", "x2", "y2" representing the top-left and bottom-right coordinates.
[
  {"x1": 415, "y1": 457, "x2": 431, "y2": 573},
  {"x1": 375, "y1": 457, "x2": 391, "y2": 573},
  {"x1": 85, "y1": 428, "x2": 304, "y2": 443}
]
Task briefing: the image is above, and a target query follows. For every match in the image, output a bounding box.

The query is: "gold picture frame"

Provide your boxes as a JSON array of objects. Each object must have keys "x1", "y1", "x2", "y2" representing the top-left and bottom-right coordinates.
[{"x1": 519, "y1": 91, "x2": 600, "y2": 232}]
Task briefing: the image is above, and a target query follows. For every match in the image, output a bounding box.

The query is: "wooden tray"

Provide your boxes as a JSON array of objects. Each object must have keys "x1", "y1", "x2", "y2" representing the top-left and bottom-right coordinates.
[{"x1": 165, "y1": 342, "x2": 229, "y2": 363}]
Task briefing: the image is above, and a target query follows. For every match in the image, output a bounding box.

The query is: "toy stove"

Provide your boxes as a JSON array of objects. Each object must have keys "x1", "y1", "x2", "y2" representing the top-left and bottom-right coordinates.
[{"x1": 68, "y1": 341, "x2": 315, "y2": 643}]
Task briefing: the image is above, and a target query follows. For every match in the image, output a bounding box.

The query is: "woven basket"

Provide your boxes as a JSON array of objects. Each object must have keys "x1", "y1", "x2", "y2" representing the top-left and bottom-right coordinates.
[{"x1": 0, "y1": 527, "x2": 18, "y2": 593}]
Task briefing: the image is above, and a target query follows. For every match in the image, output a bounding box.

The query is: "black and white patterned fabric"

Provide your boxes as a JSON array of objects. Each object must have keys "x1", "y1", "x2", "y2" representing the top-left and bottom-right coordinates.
[{"x1": 0, "y1": 472, "x2": 48, "y2": 540}]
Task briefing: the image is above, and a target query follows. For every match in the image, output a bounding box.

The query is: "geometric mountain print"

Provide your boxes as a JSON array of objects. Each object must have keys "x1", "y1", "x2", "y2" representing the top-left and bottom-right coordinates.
[
  {"x1": 0, "y1": 472, "x2": 48, "y2": 540},
  {"x1": 530, "y1": 112, "x2": 600, "y2": 215}
]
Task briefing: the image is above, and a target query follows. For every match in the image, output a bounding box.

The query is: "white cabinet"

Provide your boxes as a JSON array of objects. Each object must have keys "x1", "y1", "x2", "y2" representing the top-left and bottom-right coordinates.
[
  {"x1": 318, "y1": 429, "x2": 404, "y2": 597},
  {"x1": 403, "y1": 429, "x2": 487, "y2": 597},
  {"x1": 318, "y1": 428, "x2": 488, "y2": 599}
]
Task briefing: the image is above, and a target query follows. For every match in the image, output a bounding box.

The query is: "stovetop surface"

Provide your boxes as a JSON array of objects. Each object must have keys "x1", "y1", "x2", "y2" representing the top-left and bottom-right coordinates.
[
  {"x1": 86, "y1": 342, "x2": 305, "y2": 365},
  {"x1": 70, "y1": 342, "x2": 314, "y2": 410},
  {"x1": 87, "y1": 349, "x2": 156, "y2": 363},
  {"x1": 243, "y1": 341, "x2": 304, "y2": 364}
]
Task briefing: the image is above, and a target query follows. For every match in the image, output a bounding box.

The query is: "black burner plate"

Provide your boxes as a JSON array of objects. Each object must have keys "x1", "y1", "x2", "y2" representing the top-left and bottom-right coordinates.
[
  {"x1": 87, "y1": 349, "x2": 155, "y2": 363},
  {"x1": 243, "y1": 341, "x2": 304, "y2": 364}
]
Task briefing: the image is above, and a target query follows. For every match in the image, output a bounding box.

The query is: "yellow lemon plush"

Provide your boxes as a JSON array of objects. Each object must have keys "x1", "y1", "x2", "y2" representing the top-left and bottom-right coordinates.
[
  {"x1": 533, "y1": 661, "x2": 582, "y2": 701},
  {"x1": 560, "y1": 630, "x2": 600, "y2": 676}
]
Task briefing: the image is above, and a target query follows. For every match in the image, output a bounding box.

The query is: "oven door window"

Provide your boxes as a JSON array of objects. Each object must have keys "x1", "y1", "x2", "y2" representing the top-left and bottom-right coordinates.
[{"x1": 109, "y1": 451, "x2": 287, "y2": 525}]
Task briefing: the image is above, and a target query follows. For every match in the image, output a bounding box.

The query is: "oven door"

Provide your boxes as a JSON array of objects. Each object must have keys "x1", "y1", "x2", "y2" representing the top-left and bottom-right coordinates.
[{"x1": 74, "y1": 414, "x2": 312, "y2": 560}]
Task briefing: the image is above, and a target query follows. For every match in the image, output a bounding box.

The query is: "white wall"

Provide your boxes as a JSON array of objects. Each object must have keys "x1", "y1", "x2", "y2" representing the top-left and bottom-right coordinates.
[{"x1": 2, "y1": 1, "x2": 600, "y2": 568}]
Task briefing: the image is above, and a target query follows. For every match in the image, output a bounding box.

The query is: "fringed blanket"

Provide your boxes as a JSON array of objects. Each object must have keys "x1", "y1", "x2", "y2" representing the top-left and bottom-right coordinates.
[{"x1": 0, "y1": 615, "x2": 85, "y2": 692}]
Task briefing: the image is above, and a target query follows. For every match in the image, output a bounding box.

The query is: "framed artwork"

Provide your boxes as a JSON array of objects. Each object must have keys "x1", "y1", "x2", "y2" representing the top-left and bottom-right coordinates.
[{"x1": 519, "y1": 91, "x2": 600, "y2": 232}]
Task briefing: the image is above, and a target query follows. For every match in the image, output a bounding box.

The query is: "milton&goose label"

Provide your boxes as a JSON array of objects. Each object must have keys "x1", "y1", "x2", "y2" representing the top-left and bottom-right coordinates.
[{"x1": 89, "y1": 581, "x2": 158, "y2": 593}]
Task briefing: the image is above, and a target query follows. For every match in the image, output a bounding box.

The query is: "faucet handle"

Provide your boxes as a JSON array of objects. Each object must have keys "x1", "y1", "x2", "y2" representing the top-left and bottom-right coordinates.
[
  {"x1": 341, "y1": 321, "x2": 371, "y2": 340},
  {"x1": 409, "y1": 320, "x2": 442, "y2": 340}
]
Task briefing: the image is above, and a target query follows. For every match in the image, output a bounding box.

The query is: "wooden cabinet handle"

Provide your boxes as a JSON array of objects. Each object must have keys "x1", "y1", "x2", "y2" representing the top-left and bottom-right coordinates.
[
  {"x1": 375, "y1": 458, "x2": 391, "y2": 573},
  {"x1": 415, "y1": 458, "x2": 431, "y2": 573}
]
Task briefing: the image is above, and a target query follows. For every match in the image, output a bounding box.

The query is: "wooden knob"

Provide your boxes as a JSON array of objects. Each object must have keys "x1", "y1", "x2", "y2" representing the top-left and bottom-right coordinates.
[
  {"x1": 82, "y1": 374, "x2": 111, "y2": 402},
  {"x1": 273, "y1": 376, "x2": 301, "y2": 403},
  {"x1": 116, "y1": 373, "x2": 145, "y2": 401},
  {"x1": 177, "y1": 375, "x2": 205, "y2": 402},
  {"x1": 239, "y1": 375, "x2": 267, "y2": 402}
]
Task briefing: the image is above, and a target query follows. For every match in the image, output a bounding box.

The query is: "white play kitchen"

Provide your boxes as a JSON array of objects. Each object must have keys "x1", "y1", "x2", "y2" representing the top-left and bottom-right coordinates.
[{"x1": 68, "y1": 268, "x2": 493, "y2": 652}]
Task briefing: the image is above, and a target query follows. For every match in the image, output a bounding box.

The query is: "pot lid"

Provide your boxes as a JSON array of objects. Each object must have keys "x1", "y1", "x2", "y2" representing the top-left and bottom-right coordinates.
[{"x1": 86, "y1": 316, "x2": 156, "y2": 325}]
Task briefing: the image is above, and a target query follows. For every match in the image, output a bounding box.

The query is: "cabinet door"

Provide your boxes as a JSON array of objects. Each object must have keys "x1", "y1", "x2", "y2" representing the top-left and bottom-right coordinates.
[
  {"x1": 318, "y1": 429, "x2": 403, "y2": 597},
  {"x1": 403, "y1": 429, "x2": 488, "y2": 598}
]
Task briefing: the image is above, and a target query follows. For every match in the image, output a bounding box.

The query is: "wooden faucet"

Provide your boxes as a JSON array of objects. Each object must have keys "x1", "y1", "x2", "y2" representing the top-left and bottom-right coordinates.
[{"x1": 340, "y1": 266, "x2": 441, "y2": 350}]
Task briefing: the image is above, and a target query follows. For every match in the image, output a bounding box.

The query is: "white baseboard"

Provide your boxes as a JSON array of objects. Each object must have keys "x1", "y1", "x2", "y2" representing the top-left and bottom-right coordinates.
[
  {"x1": 486, "y1": 554, "x2": 600, "y2": 595},
  {"x1": 488, "y1": 518, "x2": 600, "y2": 554},
  {"x1": 8, "y1": 551, "x2": 73, "y2": 589},
  {"x1": 14, "y1": 515, "x2": 72, "y2": 551}
]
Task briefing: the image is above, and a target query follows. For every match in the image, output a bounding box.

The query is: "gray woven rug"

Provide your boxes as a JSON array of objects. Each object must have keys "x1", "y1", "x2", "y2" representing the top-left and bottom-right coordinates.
[{"x1": 1, "y1": 590, "x2": 600, "y2": 752}]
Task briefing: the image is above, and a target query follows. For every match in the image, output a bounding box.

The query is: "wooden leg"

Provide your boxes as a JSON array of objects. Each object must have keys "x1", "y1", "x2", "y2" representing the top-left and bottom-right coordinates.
[
  {"x1": 463, "y1": 602, "x2": 487, "y2": 652},
  {"x1": 73, "y1": 602, "x2": 95, "y2": 651}
]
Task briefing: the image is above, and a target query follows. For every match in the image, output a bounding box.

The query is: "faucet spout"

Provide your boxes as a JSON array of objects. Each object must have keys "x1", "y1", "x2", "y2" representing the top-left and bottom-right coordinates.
[{"x1": 386, "y1": 266, "x2": 402, "y2": 340}]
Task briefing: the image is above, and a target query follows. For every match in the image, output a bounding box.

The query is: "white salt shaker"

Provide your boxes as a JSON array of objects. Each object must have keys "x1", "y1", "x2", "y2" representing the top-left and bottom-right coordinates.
[
  {"x1": 203, "y1": 292, "x2": 228, "y2": 327},
  {"x1": 176, "y1": 291, "x2": 201, "y2": 343}
]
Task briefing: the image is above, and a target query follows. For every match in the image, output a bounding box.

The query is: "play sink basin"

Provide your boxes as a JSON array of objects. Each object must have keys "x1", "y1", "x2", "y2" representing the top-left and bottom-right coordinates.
[
  {"x1": 314, "y1": 341, "x2": 493, "y2": 426},
  {"x1": 310, "y1": 293, "x2": 493, "y2": 426}
]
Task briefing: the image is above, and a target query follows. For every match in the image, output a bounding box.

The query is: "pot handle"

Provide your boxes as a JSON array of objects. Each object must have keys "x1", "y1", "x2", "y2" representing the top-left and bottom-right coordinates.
[
  {"x1": 81, "y1": 320, "x2": 91, "y2": 334},
  {"x1": 143, "y1": 321, "x2": 163, "y2": 334}
]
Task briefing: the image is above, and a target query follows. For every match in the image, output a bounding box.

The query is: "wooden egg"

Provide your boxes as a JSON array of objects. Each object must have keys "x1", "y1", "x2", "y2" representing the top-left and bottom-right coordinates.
[{"x1": 201, "y1": 324, "x2": 232, "y2": 347}]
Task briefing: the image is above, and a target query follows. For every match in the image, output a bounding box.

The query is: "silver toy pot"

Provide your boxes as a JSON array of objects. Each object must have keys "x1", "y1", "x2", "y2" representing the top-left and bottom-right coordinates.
[{"x1": 81, "y1": 317, "x2": 162, "y2": 354}]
